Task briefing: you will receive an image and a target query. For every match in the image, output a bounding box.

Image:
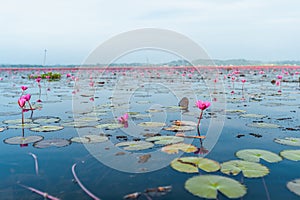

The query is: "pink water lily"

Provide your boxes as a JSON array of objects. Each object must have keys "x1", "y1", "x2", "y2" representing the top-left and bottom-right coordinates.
[
  {"x1": 21, "y1": 86, "x2": 28, "y2": 91},
  {"x1": 36, "y1": 77, "x2": 41, "y2": 83},
  {"x1": 118, "y1": 113, "x2": 129, "y2": 123},
  {"x1": 23, "y1": 94, "x2": 31, "y2": 101},
  {"x1": 277, "y1": 75, "x2": 283, "y2": 79},
  {"x1": 18, "y1": 97, "x2": 26, "y2": 108},
  {"x1": 195, "y1": 100, "x2": 211, "y2": 111},
  {"x1": 241, "y1": 79, "x2": 246, "y2": 83}
]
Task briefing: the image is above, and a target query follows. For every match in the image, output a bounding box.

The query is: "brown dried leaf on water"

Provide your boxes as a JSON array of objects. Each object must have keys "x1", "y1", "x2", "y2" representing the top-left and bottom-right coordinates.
[
  {"x1": 138, "y1": 154, "x2": 151, "y2": 163},
  {"x1": 145, "y1": 185, "x2": 172, "y2": 197},
  {"x1": 123, "y1": 192, "x2": 141, "y2": 199}
]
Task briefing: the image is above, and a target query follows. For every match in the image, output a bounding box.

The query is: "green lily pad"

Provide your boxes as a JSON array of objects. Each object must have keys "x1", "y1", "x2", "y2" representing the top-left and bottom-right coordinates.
[
  {"x1": 236, "y1": 149, "x2": 282, "y2": 163},
  {"x1": 138, "y1": 122, "x2": 166, "y2": 127},
  {"x1": 225, "y1": 109, "x2": 246, "y2": 114},
  {"x1": 71, "y1": 135, "x2": 109, "y2": 143},
  {"x1": 161, "y1": 143, "x2": 198, "y2": 154},
  {"x1": 61, "y1": 121, "x2": 90, "y2": 128},
  {"x1": 274, "y1": 137, "x2": 300, "y2": 146},
  {"x1": 115, "y1": 141, "x2": 154, "y2": 151},
  {"x1": 171, "y1": 157, "x2": 220, "y2": 173},
  {"x1": 33, "y1": 138, "x2": 71, "y2": 148},
  {"x1": 240, "y1": 114, "x2": 266, "y2": 119},
  {"x1": 4, "y1": 135, "x2": 44, "y2": 145},
  {"x1": 221, "y1": 160, "x2": 269, "y2": 178},
  {"x1": 185, "y1": 175, "x2": 247, "y2": 199},
  {"x1": 280, "y1": 150, "x2": 300, "y2": 161},
  {"x1": 163, "y1": 125, "x2": 195, "y2": 132},
  {"x1": 146, "y1": 109, "x2": 164, "y2": 113},
  {"x1": 172, "y1": 120, "x2": 197, "y2": 126},
  {"x1": 145, "y1": 136, "x2": 184, "y2": 145},
  {"x1": 33, "y1": 116, "x2": 61, "y2": 124},
  {"x1": 30, "y1": 125, "x2": 64, "y2": 132},
  {"x1": 247, "y1": 122, "x2": 280, "y2": 129},
  {"x1": 287, "y1": 179, "x2": 300, "y2": 196},
  {"x1": 8, "y1": 123, "x2": 40, "y2": 129},
  {"x1": 3, "y1": 118, "x2": 32, "y2": 124},
  {"x1": 95, "y1": 123, "x2": 124, "y2": 130}
]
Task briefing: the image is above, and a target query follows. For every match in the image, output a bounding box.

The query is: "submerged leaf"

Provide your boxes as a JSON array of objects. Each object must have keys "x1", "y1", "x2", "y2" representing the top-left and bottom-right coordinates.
[
  {"x1": 236, "y1": 149, "x2": 282, "y2": 163},
  {"x1": 145, "y1": 136, "x2": 184, "y2": 145},
  {"x1": 287, "y1": 179, "x2": 300, "y2": 196},
  {"x1": 171, "y1": 157, "x2": 220, "y2": 173},
  {"x1": 221, "y1": 160, "x2": 269, "y2": 178},
  {"x1": 162, "y1": 143, "x2": 197, "y2": 154},
  {"x1": 280, "y1": 150, "x2": 300, "y2": 161},
  {"x1": 185, "y1": 175, "x2": 247, "y2": 199},
  {"x1": 274, "y1": 137, "x2": 300, "y2": 146},
  {"x1": 116, "y1": 141, "x2": 154, "y2": 151}
]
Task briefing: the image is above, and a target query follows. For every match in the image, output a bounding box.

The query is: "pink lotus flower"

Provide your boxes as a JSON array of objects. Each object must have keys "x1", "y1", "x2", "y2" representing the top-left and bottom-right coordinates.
[
  {"x1": 23, "y1": 94, "x2": 31, "y2": 101},
  {"x1": 276, "y1": 80, "x2": 281, "y2": 86},
  {"x1": 36, "y1": 78, "x2": 41, "y2": 83},
  {"x1": 277, "y1": 75, "x2": 283, "y2": 79},
  {"x1": 195, "y1": 100, "x2": 211, "y2": 111},
  {"x1": 118, "y1": 113, "x2": 129, "y2": 123},
  {"x1": 259, "y1": 71, "x2": 265, "y2": 74},
  {"x1": 66, "y1": 73, "x2": 71, "y2": 78},
  {"x1": 18, "y1": 98, "x2": 26, "y2": 108},
  {"x1": 241, "y1": 79, "x2": 246, "y2": 83},
  {"x1": 45, "y1": 76, "x2": 50, "y2": 79},
  {"x1": 21, "y1": 86, "x2": 28, "y2": 91}
]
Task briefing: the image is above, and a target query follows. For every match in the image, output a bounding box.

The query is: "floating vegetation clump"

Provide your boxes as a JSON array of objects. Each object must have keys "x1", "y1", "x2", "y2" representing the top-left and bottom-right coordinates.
[{"x1": 28, "y1": 72, "x2": 62, "y2": 80}]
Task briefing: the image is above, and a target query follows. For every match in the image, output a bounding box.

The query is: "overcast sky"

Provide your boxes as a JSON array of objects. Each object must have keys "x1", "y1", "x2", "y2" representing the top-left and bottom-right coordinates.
[{"x1": 0, "y1": 0, "x2": 299, "y2": 65}]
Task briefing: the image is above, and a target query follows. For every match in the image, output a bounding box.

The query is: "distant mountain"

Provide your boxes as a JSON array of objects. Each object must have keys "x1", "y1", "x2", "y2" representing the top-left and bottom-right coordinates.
[{"x1": 1, "y1": 59, "x2": 300, "y2": 68}]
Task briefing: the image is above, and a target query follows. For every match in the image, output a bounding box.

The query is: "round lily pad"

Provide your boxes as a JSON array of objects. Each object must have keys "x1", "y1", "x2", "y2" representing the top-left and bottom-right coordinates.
[
  {"x1": 161, "y1": 143, "x2": 198, "y2": 154},
  {"x1": 4, "y1": 135, "x2": 44, "y2": 145},
  {"x1": 138, "y1": 122, "x2": 166, "y2": 127},
  {"x1": 33, "y1": 138, "x2": 71, "y2": 148},
  {"x1": 221, "y1": 160, "x2": 269, "y2": 178},
  {"x1": 287, "y1": 179, "x2": 300, "y2": 196},
  {"x1": 3, "y1": 118, "x2": 32, "y2": 124},
  {"x1": 240, "y1": 114, "x2": 266, "y2": 119},
  {"x1": 163, "y1": 125, "x2": 195, "y2": 132},
  {"x1": 8, "y1": 123, "x2": 40, "y2": 129},
  {"x1": 115, "y1": 141, "x2": 154, "y2": 151},
  {"x1": 30, "y1": 125, "x2": 64, "y2": 132},
  {"x1": 247, "y1": 122, "x2": 280, "y2": 129},
  {"x1": 236, "y1": 149, "x2": 282, "y2": 163},
  {"x1": 185, "y1": 175, "x2": 247, "y2": 199},
  {"x1": 274, "y1": 137, "x2": 300, "y2": 146},
  {"x1": 280, "y1": 150, "x2": 300, "y2": 161},
  {"x1": 95, "y1": 123, "x2": 124, "y2": 130},
  {"x1": 33, "y1": 116, "x2": 61, "y2": 124},
  {"x1": 225, "y1": 109, "x2": 246, "y2": 114},
  {"x1": 61, "y1": 121, "x2": 90, "y2": 128},
  {"x1": 171, "y1": 157, "x2": 220, "y2": 173},
  {"x1": 71, "y1": 135, "x2": 109, "y2": 143},
  {"x1": 145, "y1": 136, "x2": 184, "y2": 145},
  {"x1": 172, "y1": 120, "x2": 197, "y2": 126}
]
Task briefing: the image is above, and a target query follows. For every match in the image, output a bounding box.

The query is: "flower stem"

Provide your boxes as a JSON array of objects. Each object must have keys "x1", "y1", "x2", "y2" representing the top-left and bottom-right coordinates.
[
  {"x1": 21, "y1": 109, "x2": 24, "y2": 125},
  {"x1": 197, "y1": 110, "x2": 203, "y2": 136}
]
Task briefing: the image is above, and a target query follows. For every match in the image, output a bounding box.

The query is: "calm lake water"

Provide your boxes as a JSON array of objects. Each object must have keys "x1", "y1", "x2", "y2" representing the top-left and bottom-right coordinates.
[{"x1": 0, "y1": 66, "x2": 299, "y2": 199}]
